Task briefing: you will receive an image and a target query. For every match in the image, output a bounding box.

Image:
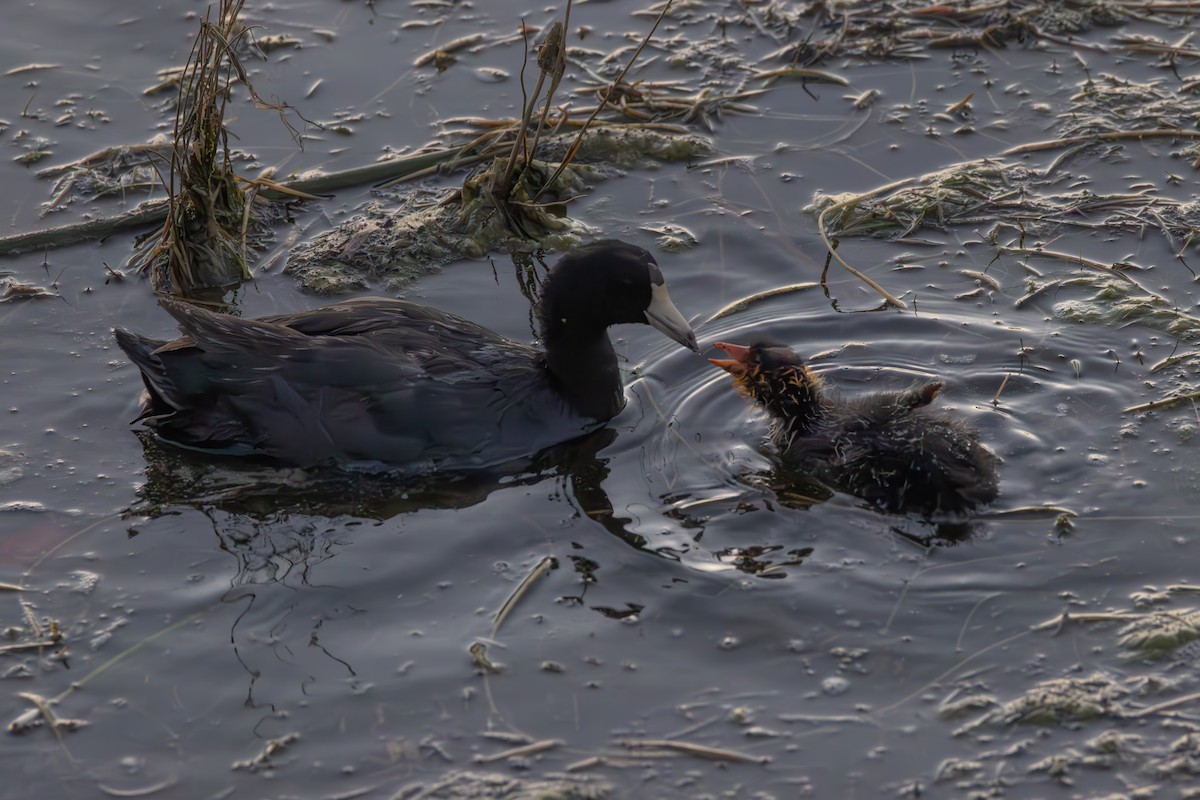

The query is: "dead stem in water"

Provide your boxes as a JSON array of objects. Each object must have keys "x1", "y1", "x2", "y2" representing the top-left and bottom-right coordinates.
[
  {"x1": 1004, "y1": 128, "x2": 1200, "y2": 156},
  {"x1": 491, "y1": 555, "x2": 555, "y2": 637},
  {"x1": 813, "y1": 179, "x2": 912, "y2": 309},
  {"x1": 616, "y1": 737, "x2": 771, "y2": 765},
  {"x1": 531, "y1": 0, "x2": 675, "y2": 204},
  {"x1": 706, "y1": 282, "x2": 820, "y2": 323}
]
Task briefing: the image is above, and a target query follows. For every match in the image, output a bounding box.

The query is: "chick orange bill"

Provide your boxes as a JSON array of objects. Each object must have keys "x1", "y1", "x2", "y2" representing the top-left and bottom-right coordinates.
[{"x1": 708, "y1": 341, "x2": 753, "y2": 376}]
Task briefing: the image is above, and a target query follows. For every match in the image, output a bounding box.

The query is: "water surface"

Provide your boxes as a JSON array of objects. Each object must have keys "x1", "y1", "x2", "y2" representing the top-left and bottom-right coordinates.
[{"x1": 2, "y1": 2, "x2": 1198, "y2": 797}]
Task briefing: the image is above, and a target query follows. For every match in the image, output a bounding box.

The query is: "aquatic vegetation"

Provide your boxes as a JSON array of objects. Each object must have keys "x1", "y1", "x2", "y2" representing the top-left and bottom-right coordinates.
[
  {"x1": 275, "y1": 11, "x2": 712, "y2": 293},
  {"x1": 126, "y1": 0, "x2": 298, "y2": 294},
  {"x1": 1117, "y1": 608, "x2": 1200, "y2": 657},
  {"x1": 285, "y1": 128, "x2": 710, "y2": 293},
  {"x1": 1012, "y1": 270, "x2": 1200, "y2": 413},
  {"x1": 809, "y1": 161, "x2": 1040, "y2": 239},
  {"x1": 1, "y1": 278, "x2": 58, "y2": 303},
  {"x1": 1058, "y1": 73, "x2": 1200, "y2": 166},
  {"x1": 1050, "y1": 275, "x2": 1195, "y2": 336},
  {"x1": 285, "y1": 190, "x2": 491, "y2": 295},
  {"x1": 810, "y1": 160, "x2": 1200, "y2": 249},
  {"x1": 532, "y1": 126, "x2": 711, "y2": 169},
  {"x1": 34, "y1": 142, "x2": 171, "y2": 215},
  {"x1": 953, "y1": 669, "x2": 1184, "y2": 735},
  {"x1": 805, "y1": 154, "x2": 1200, "y2": 316},
  {"x1": 980, "y1": 673, "x2": 1122, "y2": 727},
  {"x1": 654, "y1": 0, "x2": 1136, "y2": 65}
]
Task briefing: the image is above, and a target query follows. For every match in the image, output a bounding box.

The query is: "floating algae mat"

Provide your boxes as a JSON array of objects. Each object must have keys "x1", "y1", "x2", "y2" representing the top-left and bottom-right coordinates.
[
  {"x1": 285, "y1": 127, "x2": 711, "y2": 294},
  {"x1": 913, "y1": 600, "x2": 1200, "y2": 791},
  {"x1": 644, "y1": 0, "x2": 1129, "y2": 62},
  {"x1": 808, "y1": 160, "x2": 1200, "y2": 246},
  {"x1": 1060, "y1": 73, "x2": 1200, "y2": 161},
  {"x1": 1117, "y1": 608, "x2": 1200, "y2": 658}
]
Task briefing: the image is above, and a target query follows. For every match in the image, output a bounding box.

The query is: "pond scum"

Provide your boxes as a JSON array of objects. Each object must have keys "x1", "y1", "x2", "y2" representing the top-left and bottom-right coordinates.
[
  {"x1": 11, "y1": 0, "x2": 1200, "y2": 796},
  {"x1": 922, "y1": 598, "x2": 1200, "y2": 792}
]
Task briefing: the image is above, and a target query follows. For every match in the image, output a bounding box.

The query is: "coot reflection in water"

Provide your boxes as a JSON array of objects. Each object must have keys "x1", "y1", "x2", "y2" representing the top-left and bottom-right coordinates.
[
  {"x1": 130, "y1": 421, "x2": 696, "y2": 582},
  {"x1": 114, "y1": 240, "x2": 698, "y2": 471},
  {"x1": 710, "y1": 340, "x2": 999, "y2": 532}
]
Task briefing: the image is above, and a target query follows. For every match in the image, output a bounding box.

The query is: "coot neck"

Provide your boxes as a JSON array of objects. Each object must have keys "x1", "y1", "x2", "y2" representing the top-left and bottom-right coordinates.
[{"x1": 541, "y1": 322, "x2": 626, "y2": 421}]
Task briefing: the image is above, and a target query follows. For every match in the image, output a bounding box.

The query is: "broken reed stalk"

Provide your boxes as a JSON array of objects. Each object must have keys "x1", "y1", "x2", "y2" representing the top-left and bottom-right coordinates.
[
  {"x1": 129, "y1": 0, "x2": 252, "y2": 293},
  {"x1": 473, "y1": 738, "x2": 564, "y2": 763},
  {"x1": 492, "y1": 555, "x2": 555, "y2": 636},
  {"x1": 814, "y1": 181, "x2": 910, "y2": 309},
  {"x1": 0, "y1": 201, "x2": 173, "y2": 256},
  {"x1": 0, "y1": 147, "x2": 471, "y2": 257},
  {"x1": 753, "y1": 66, "x2": 849, "y2": 85},
  {"x1": 531, "y1": 0, "x2": 676, "y2": 203},
  {"x1": 991, "y1": 373, "x2": 1011, "y2": 405},
  {"x1": 1002, "y1": 128, "x2": 1200, "y2": 156},
  {"x1": 495, "y1": 21, "x2": 563, "y2": 200},
  {"x1": 616, "y1": 738, "x2": 770, "y2": 765},
  {"x1": 1123, "y1": 390, "x2": 1200, "y2": 414},
  {"x1": 705, "y1": 282, "x2": 819, "y2": 322}
]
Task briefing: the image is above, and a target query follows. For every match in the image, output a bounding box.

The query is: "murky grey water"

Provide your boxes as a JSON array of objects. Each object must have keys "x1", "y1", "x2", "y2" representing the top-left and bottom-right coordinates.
[{"x1": 3, "y1": 1, "x2": 1200, "y2": 798}]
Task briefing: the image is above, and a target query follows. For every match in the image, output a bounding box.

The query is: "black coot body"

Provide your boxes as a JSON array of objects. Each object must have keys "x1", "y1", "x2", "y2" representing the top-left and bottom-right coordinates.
[
  {"x1": 711, "y1": 341, "x2": 998, "y2": 517},
  {"x1": 115, "y1": 240, "x2": 698, "y2": 471}
]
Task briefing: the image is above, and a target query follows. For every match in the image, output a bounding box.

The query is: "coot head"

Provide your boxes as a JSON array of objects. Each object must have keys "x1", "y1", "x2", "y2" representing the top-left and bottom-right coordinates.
[
  {"x1": 538, "y1": 240, "x2": 699, "y2": 353},
  {"x1": 710, "y1": 341, "x2": 823, "y2": 425}
]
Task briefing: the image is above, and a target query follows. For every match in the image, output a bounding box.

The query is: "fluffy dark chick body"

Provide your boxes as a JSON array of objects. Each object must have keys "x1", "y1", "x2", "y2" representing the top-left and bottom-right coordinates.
[{"x1": 713, "y1": 342, "x2": 998, "y2": 517}]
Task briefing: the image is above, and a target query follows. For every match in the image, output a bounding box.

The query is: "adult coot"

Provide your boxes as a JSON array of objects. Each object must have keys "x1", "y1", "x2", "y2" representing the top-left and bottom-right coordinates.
[
  {"x1": 710, "y1": 341, "x2": 998, "y2": 517},
  {"x1": 115, "y1": 240, "x2": 698, "y2": 470}
]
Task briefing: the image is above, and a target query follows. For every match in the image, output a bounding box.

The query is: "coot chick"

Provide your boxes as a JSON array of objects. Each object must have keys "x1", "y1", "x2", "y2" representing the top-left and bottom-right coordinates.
[
  {"x1": 710, "y1": 341, "x2": 998, "y2": 517},
  {"x1": 115, "y1": 240, "x2": 698, "y2": 471}
]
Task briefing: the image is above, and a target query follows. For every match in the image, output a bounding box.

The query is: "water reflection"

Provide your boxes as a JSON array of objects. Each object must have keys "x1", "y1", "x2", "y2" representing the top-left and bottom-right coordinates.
[
  {"x1": 765, "y1": 463, "x2": 988, "y2": 547},
  {"x1": 129, "y1": 426, "x2": 711, "y2": 583},
  {"x1": 665, "y1": 460, "x2": 985, "y2": 577},
  {"x1": 131, "y1": 428, "x2": 620, "y2": 521}
]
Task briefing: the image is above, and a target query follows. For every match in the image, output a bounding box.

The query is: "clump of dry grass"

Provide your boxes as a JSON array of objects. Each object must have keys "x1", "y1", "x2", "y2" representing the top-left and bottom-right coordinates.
[{"x1": 130, "y1": 0, "x2": 295, "y2": 295}]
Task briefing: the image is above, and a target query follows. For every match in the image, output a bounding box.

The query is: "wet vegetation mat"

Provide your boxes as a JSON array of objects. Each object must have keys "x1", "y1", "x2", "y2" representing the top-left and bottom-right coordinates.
[
  {"x1": 920, "y1": 595, "x2": 1200, "y2": 795},
  {"x1": 284, "y1": 126, "x2": 711, "y2": 293}
]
